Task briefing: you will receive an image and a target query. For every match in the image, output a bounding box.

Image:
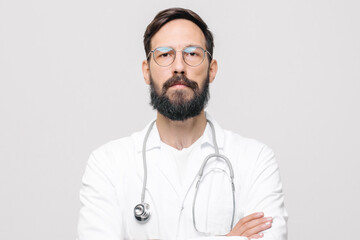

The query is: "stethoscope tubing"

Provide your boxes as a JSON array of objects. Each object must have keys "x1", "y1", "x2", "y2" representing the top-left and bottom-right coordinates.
[
  {"x1": 137, "y1": 119, "x2": 235, "y2": 234},
  {"x1": 140, "y1": 120, "x2": 156, "y2": 204}
]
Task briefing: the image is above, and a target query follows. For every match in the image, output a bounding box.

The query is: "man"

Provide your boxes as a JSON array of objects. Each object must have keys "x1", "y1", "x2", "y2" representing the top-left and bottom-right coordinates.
[{"x1": 77, "y1": 8, "x2": 287, "y2": 240}]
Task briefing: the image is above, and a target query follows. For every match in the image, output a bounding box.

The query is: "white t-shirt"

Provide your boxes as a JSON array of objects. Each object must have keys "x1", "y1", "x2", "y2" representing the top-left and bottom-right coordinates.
[{"x1": 160, "y1": 136, "x2": 203, "y2": 186}]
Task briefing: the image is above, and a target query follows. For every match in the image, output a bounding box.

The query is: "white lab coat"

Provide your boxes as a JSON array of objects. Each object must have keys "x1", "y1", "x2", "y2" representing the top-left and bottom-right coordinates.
[{"x1": 77, "y1": 115, "x2": 288, "y2": 240}]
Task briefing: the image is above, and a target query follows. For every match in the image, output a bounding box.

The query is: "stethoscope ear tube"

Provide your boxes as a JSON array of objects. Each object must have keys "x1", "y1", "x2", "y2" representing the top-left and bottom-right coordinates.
[
  {"x1": 197, "y1": 153, "x2": 235, "y2": 179},
  {"x1": 193, "y1": 155, "x2": 236, "y2": 234}
]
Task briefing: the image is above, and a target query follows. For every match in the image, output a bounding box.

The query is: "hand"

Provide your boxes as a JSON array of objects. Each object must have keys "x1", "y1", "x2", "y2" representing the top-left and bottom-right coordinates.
[{"x1": 226, "y1": 212, "x2": 273, "y2": 239}]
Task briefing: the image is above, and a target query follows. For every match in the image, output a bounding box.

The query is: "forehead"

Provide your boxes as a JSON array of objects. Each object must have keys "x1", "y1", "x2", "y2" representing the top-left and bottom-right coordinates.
[{"x1": 151, "y1": 19, "x2": 206, "y2": 50}]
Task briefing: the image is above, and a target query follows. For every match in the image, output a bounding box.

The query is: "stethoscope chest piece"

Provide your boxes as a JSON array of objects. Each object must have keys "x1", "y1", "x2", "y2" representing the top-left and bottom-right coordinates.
[{"x1": 134, "y1": 203, "x2": 150, "y2": 222}]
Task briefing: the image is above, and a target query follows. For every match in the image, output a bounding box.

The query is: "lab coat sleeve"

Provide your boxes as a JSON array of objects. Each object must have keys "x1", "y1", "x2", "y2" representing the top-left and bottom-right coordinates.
[
  {"x1": 188, "y1": 147, "x2": 287, "y2": 240},
  {"x1": 188, "y1": 237, "x2": 248, "y2": 240},
  {"x1": 77, "y1": 151, "x2": 124, "y2": 240},
  {"x1": 245, "y1": 144, "x2": 288, "y2": 240}
]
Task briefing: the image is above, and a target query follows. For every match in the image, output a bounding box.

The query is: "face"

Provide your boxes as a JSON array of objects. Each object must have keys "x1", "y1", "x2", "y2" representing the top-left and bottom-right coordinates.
[{"x1": 142, "y1": 19, "x2": 218, "y2": 120}]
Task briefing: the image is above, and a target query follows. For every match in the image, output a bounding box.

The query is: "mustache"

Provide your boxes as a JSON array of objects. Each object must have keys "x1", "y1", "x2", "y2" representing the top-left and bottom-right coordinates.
[{"x1": 162, "y1": 75, "x2": 199, "y2": 93}]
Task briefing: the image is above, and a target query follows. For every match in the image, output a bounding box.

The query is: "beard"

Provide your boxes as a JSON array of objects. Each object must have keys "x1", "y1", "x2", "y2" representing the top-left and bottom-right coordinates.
[{"x1": 149, "y1": 73, "x2": 210, "y2": 121}]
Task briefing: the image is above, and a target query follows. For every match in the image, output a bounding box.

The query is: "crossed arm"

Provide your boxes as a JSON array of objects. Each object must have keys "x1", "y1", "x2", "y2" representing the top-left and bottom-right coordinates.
[
  {"x1": 78, "y1": 143, "x2": 287, "y2": 240},
  {"x1": 225, "y1": 145, "x2": 288, "y2": 240}
]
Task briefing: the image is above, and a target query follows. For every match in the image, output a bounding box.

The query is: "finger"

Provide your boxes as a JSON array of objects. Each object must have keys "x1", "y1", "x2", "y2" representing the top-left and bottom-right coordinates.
[
  {"x1": 237, "y1": 217, "x2": 272, "y2": 234},
  {"x1": 233, "y1": 212, "x2": 264, "y2": 229},
  {"x1": 249, "y1": 233, "x2": 264, "y2": 239},
  {"x1": 227, "y1": 213, "x2": 266, "y2": 236},
  {"x1": 243, "y1": 220, "x2": 272, "y2": 237}
]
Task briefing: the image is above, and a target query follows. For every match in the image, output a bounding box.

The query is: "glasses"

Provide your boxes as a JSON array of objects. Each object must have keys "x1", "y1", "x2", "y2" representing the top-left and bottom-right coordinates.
[{"x1": 147, "y1": 46, "x2": 212, "y2": 67}]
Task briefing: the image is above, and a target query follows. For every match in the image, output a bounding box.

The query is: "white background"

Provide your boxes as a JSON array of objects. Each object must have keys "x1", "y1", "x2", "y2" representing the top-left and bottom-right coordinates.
[{"x1": 0, "y1": 0, "x2": 359, "y2": 239}]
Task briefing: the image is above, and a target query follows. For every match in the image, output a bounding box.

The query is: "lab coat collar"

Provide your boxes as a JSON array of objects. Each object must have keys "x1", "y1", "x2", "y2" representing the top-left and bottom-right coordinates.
[{"x1": 135, "y1": 112, "x2": 225, "y2": 152}]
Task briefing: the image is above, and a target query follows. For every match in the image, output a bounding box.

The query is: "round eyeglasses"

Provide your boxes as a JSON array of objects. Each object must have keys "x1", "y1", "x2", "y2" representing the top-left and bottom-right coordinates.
[{"x1": 147, "y1": 46, "x2": 212, "y2": 67}]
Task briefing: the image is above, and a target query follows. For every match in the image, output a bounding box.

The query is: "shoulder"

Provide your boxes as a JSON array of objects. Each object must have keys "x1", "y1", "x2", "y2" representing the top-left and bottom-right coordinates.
[
  {"x1": 221, "y1": 129, "x2": 277, "y2": 172},
  {"x1": 223, "y1": 129, "x2": 273, "y2": 155},
  {"x1": 82, "y1": 131, "x2": 144, "y2": 186},
  {"x1": 206, "y1": 113, "x2": 274, "y2": 162},
  {"x1": 90, "y1": 130, "x2": 143, "y2": 162},
  {"x1": 206, "y1": 113, "x2": 272, "y2": 156}
]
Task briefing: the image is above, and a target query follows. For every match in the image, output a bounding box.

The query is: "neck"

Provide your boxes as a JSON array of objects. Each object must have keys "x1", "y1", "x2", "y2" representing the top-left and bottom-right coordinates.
[{"x1": 156, "y1": 111, "x2": 207, "y2": 150}]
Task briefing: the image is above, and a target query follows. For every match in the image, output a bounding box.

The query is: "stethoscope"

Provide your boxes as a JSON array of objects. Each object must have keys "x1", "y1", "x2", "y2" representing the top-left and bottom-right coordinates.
[{"x1": 134, "y1": 119, "x2": 236, "y2": 234}]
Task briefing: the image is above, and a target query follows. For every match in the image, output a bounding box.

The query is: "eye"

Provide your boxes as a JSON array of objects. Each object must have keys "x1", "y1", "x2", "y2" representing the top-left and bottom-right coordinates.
[
  {"x1": 184, "y1": 47, "x2": 202, "y2": 58},
  {"x1": 160, "y1": 52, "x2": 170, "y2": 57},
  {"x1": 155, "y1": 47, "x2": 174, "y2": 59}
]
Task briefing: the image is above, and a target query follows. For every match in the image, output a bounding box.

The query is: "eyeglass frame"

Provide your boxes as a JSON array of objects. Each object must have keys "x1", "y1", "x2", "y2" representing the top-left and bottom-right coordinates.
[{"x1": 147, "y1": 46, "x2": 212, "y2": 67}]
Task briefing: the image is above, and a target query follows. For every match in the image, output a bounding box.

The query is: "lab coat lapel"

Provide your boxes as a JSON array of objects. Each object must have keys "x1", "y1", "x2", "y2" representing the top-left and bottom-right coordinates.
[
  {"x1": 141, "y1": 122, "x2": 182, "y2": 198},
  {"x1": 153, "y1": 145, "x2": 182, "y2": 198}
]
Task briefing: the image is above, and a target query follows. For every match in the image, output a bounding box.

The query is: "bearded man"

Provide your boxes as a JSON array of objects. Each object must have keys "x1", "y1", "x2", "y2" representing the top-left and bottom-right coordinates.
[{"x1": 77, "y1": 7, "x2": 288, "y2": 240}]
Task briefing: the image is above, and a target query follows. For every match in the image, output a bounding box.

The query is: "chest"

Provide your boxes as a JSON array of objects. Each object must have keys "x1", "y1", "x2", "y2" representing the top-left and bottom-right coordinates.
[{"x1": 116, "y1": 147, "x2": 245, "y2": 240}]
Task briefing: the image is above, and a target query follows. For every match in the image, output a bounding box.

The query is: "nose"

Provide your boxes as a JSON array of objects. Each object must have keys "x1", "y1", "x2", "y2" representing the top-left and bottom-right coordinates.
[{"x1": 172, "y1": 51, "x2": 186, "y2": 75}]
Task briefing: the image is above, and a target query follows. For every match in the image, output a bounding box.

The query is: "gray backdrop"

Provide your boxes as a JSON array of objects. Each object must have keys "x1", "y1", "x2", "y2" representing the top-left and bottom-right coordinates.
[{"x1": 1, "y1": 0, "x2": 359, "y2": 239}]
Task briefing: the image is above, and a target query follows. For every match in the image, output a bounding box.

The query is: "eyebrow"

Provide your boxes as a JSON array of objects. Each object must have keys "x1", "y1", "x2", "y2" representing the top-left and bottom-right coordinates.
[{"x1": 154, "y1": 44, "x2": 204, "y2": 50}]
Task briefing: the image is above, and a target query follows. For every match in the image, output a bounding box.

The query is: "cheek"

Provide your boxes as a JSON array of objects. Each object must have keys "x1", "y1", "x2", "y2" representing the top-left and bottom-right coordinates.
[
  {"x1": 188, "y1": 67, "x2": 209, "y2": 87},
  {"x1": 189, "y1": 64, "x2": 209, "y2": 78},
  {"x1": 150, "y1": 65, "x2": 172, "y2": 82},
  {"x1": 150, "y1": 72, "x2": 167, "y2": 94}
]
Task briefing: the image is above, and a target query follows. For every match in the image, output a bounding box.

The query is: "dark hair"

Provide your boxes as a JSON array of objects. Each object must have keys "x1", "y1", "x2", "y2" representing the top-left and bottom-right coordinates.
[{"x1": 144, "y1": 8, "x2": 214, "y2": 61}]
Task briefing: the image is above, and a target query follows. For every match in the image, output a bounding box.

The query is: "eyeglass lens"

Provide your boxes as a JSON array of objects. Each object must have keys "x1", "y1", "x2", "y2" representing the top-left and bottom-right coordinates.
[{"x1": 153, "y1": 47, "x2": 205, "y2": 67}]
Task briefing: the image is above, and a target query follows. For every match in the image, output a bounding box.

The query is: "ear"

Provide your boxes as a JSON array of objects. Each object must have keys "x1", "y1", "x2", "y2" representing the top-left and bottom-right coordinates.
[
  {"x1": 142, "y1": 60, "x2": 151, "y2": 85},
  {"x1": 208, "y1": 59, "x2": 218, "y2": 83}
]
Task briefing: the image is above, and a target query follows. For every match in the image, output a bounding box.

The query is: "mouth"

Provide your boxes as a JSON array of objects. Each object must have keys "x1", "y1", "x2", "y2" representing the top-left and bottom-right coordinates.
[{"x1": 169, "y1": 81, "x2": 189, "y2": 89}]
